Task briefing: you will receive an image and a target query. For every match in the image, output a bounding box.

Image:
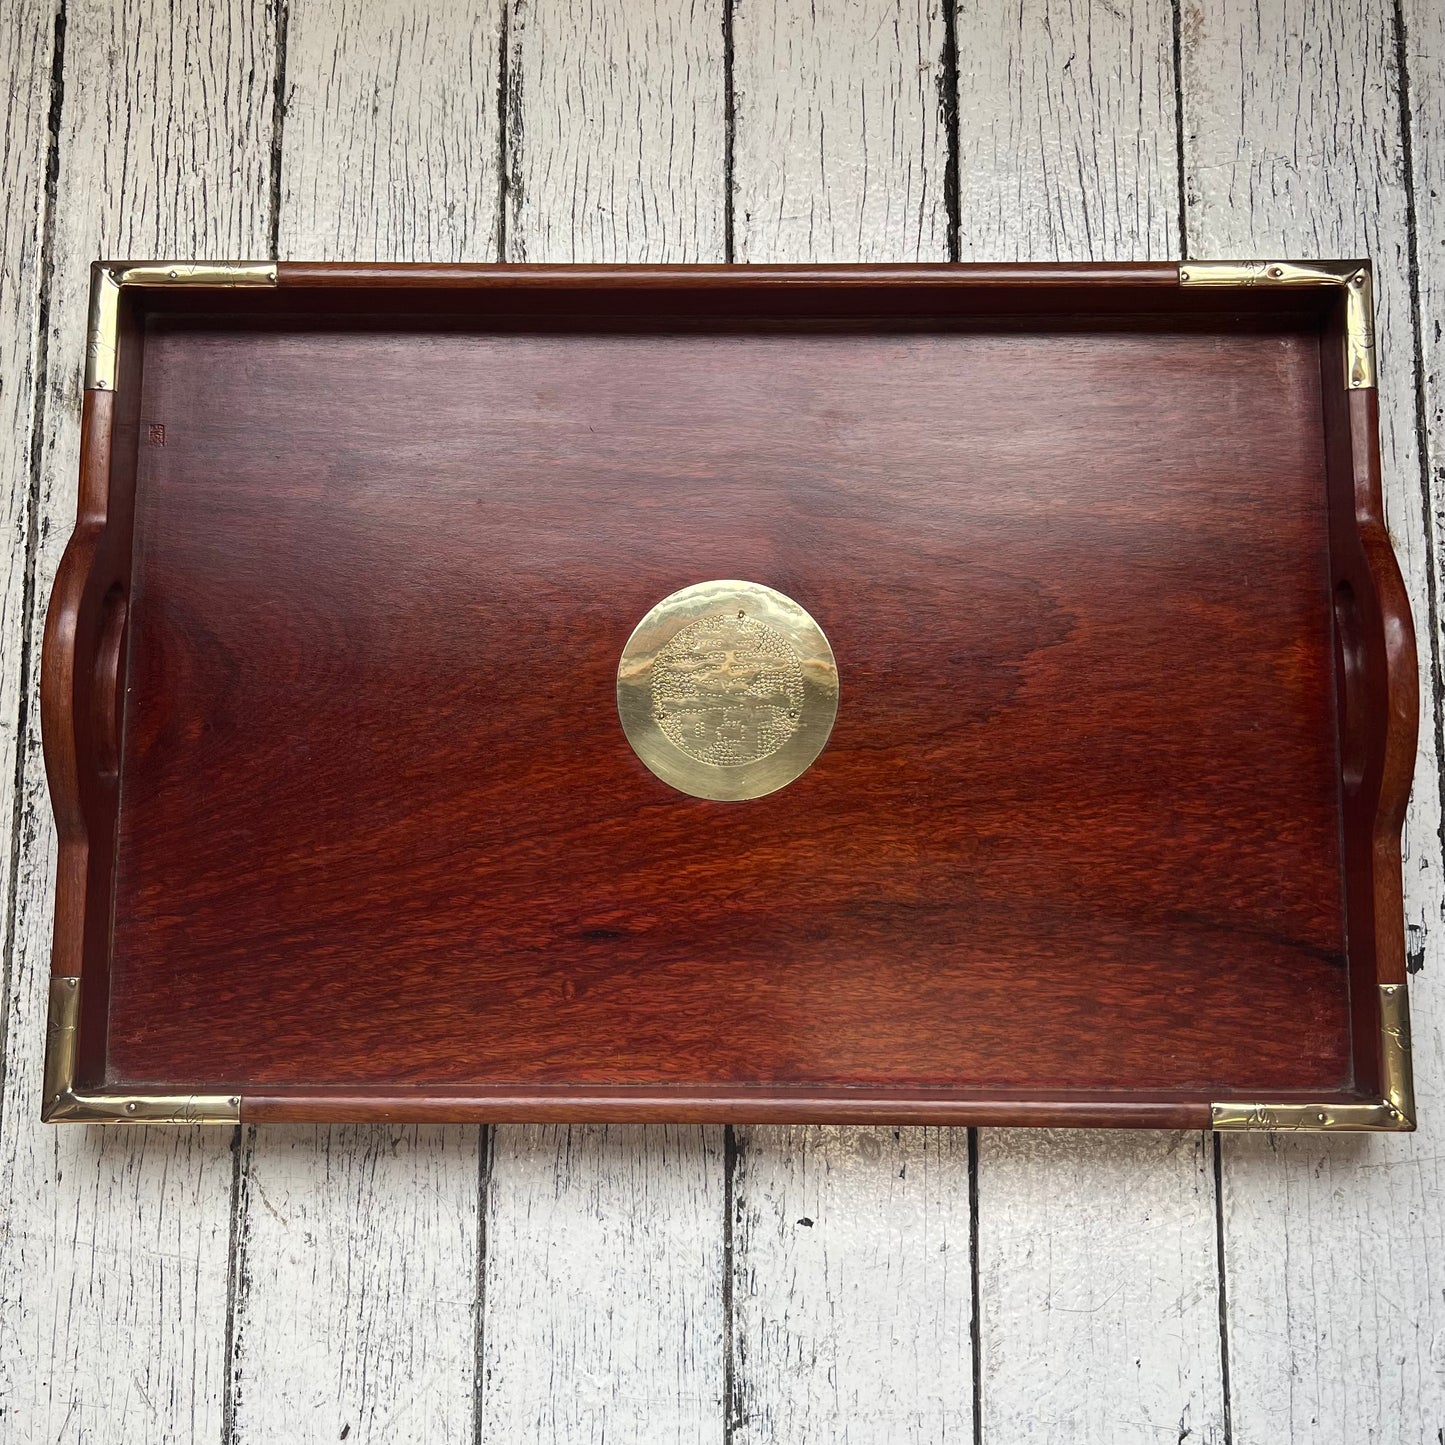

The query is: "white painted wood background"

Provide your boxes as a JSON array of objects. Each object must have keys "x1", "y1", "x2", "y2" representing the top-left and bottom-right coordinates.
[{"x1": 0, "y1": 1, "x2": 1440, "y2": 1440}]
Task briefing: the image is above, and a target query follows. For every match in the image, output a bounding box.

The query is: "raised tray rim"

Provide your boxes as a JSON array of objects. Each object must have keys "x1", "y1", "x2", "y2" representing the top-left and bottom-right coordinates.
[{"x1": 39, "y1": 259, "x2": 1417, "y2": 1130}]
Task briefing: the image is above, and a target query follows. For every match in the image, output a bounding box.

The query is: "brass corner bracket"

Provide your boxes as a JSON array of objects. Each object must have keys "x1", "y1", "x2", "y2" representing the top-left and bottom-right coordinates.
[
  {"x1": 1211, "y1": 982, "x2": 1414, "y2": 1132},
  {"x1": 84, "y1": 260, "x2": 278, "y2": 393},
  {"x1": 1178, "y1": 259, "x2": 1376, "y2": 391},
  {"x1": 41, "y1": 975, "x2": 240, "y2": 1124}
]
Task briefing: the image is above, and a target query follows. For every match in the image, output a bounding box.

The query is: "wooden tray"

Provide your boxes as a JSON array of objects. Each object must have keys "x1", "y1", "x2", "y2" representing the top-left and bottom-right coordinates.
[{"x1": 41, "y1": 261, "x2": 1417, "y2": 1130}]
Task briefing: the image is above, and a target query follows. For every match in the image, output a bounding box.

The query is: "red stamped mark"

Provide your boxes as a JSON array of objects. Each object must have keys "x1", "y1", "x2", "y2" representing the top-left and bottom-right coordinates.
[{"x1": 148, "y1": 424, "x2": 166, "y2": 446}]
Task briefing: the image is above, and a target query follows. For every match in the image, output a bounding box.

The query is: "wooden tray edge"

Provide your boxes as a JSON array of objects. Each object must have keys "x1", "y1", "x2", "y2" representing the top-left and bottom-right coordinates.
[{"x1": 36, "y1": 259, "x2": 1419, "y2": 1130}]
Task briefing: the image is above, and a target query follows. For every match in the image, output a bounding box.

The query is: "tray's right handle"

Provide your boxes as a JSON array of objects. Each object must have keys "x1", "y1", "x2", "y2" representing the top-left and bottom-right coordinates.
[{"x1": 1185, "y1": 260, "x2": 1418, "y2": 1133}]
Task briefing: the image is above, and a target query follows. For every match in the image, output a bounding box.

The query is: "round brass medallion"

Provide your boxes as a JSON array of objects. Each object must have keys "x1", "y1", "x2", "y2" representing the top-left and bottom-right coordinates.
[{"x1": 617, "y1": 580, "x2": 839, "y2": 801}]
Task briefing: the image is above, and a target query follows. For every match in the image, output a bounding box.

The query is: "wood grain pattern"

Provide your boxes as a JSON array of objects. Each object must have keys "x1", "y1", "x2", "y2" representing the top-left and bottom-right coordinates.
[
  {"x1": 2, "y1": 10, "x2": 1441, "y2": 1445},
  {"x1": 727, "y1": 8, "x2": 968, "y2": 1438},
  {"x1": 955, "y1": 0, "x2": 1178, "y2": 260},
  {"x1": 955, "y1": 5, "x2": 1227, "y2": 1437},
  {"x1": 224, "y1": 7, "x2": 501, "y2": 1442},
  {"x1": 231, "y1": 1126, "x2": 480, "y2": 1444},
  {"x1": 1182, "y1": 2, "x2": 1445, "y2": 1439},
  {"x1": 732, "y1": 1126, "x2": 973, "y2": 1443},
  {"x1": 977, "y1": 1132, "x2": 1222, "y2": 1444},
  {"x1": 732, "y1": 0, "x2": 948, "y2": 263},
  {"x1": 484, "y1": 8, "x2": 729, "y2": 1441},
  {"x1": 277, "y1": 0, "x2": 502, "y2": 264},
  {"x1": 478, "y1": 1125, "x2": 725, "y2": 1443},
  {"x1": 238, "y1": 1089, "x2": 1209, "y2": 1127},
  {"x1": 0, "y1": 1, "x2": 55, "y2": 1129},
  {"x1": 0, "y1": 2, "x2": 276, "y2": 1441},
  {"x1": 1406, "y1": 0, "x2": 1445, "y2": 1105},
  {"x1": 505, "y1": 0, "x2": 724, "y2": 263},
  {"x1": 105, "y1": 288, "x2": 1358, "y2": 1099}
]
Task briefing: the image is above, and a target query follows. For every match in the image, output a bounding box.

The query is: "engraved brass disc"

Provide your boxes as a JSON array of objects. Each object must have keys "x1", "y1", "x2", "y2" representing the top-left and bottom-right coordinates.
[{"x1": 617, "y1": 580, "x2": 839, "y2": 802}]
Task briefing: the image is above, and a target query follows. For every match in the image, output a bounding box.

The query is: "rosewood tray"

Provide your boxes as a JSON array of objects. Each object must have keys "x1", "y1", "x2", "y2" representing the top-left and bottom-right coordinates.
[{"x1": 41, "y1": 261, "x2": 1417, "y2": 1130}]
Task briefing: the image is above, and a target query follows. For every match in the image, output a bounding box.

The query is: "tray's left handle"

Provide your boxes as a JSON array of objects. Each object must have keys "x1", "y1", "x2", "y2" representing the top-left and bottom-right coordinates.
[
  {"x1": 41, "y1": 386, "x2": 130, "y2": 875},
  {"x1": 39, "y1": 272, "x2": 140, "y2": 1118}
]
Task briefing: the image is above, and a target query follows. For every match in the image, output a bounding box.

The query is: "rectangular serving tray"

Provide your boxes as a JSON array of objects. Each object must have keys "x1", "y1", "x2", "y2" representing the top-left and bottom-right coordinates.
[{"x1": 41, "y1": 261, "x2": 1417, "y2": 1129}]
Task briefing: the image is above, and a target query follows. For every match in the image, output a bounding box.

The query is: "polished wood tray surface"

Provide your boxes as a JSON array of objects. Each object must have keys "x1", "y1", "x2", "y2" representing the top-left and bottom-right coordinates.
[{"x1": 41, "y1": 262, "x2": 1417, "y2": 1128}]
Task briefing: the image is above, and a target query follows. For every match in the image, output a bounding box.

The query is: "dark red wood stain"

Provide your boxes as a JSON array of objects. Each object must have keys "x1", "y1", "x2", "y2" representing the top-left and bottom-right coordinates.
[{"x1": 41, "y1": 266, "x2": 1416, "y2": 1121}]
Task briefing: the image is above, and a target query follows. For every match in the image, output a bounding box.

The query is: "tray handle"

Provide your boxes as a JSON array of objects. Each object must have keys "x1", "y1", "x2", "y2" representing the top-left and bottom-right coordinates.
[
  {"x1": 40, "y1": 389, "x2": 133, "y2": 979},
  {"x1": 1322, "y1": 371, "x2": 1418, "y2": 1131},
  {"x1": 1328, "y1": 386, "x2": 1418, "y2": 844}
]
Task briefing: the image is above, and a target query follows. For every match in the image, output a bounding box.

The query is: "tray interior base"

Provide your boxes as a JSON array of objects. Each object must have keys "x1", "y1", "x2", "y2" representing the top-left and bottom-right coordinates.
[{"x1": 105, "y1": 311, "x2": 1351, "y2": 1102}]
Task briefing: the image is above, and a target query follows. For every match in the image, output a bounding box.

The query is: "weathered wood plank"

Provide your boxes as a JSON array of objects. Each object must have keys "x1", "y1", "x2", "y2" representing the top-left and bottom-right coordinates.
[
  {"x1": 480, "y1": 1126, "x2": 726, "y2": 1443},
  {"x1": 731, "y1": 0, "x2": 949, "y2": 263},
  {"x1": 731, "y1": 1127, "x2": 973, "y2": 1445},
  {"x1": 728, "y1": 5, "x2": 969, "y2": 1440},
  {"x1": 977, "y1": 1133, "x2": 1223, "y2": 1443},
  {"x1": 0, "y1": 2, "x2": 277, "y2": 1441},
  {"x1": 955, "y1": 0, "x2": 1179, "y2": 259},
  {"x1": 230, "y1": 1127, "x2": 481, "y2": 1444},
  {"x1": 1183, "y1": 4, "x2": 1445, "y2": 1440},
  {"x1": 224, "y1": 7, "x2": 501, "y2": 1442},
  {"x1": 478, "y1": 5, "x2": 728, "y2": 1441},
  {"x1": 276, "y1": 0, "x2": 502, "y2": 264},
  {"x1": 0, "y1": 0, "x2": 55, "y2": 1113},
  {"x1": 504, "y1": 0, "x2": 725, "y2": 263},
  {"x1": 1406, "y1": 0, "x2": 1445, "y2": 911},
  {"x1": 955, "y1": 5, "x2": 1227, "y2": 1439}
]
